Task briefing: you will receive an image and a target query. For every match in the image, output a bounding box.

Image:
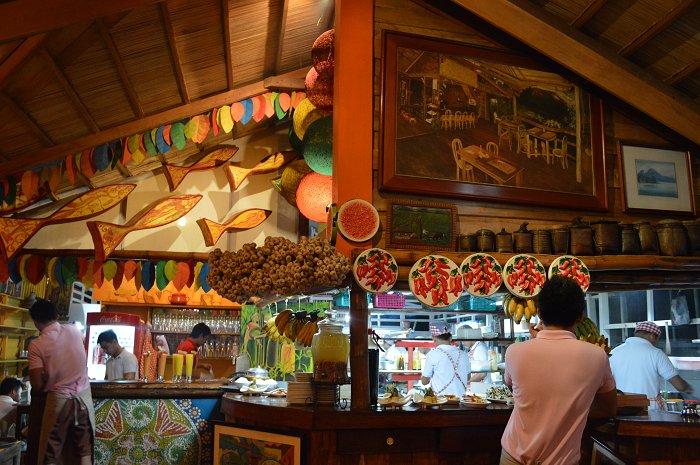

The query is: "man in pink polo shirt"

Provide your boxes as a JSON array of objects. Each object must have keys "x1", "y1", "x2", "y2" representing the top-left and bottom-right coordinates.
[
  {"x1": 501, "y1": 276, "x2": 617, "y2": 465},
  {"x1": 28, "y1": 299, "x2": 95, "y2": 465}
]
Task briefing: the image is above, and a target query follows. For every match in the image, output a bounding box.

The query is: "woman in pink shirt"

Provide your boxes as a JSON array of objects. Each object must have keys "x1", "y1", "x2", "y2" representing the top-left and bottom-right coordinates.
[{"x1": 500, "y1": 276, "x2": 617, "y2": 465}]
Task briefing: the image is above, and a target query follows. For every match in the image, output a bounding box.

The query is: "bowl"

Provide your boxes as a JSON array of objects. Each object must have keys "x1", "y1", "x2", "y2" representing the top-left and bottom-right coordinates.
[{"x1": 169, "y1": 293, "x2": 187, "y2": 305}]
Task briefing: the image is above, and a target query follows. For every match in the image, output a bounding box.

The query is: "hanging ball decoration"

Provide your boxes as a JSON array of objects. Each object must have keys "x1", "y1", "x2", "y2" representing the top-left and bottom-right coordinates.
[
  {"x1": 293, "y1": 98, "x2": 324, "y2": 140},
  {"x1": 303, "y1": 115, "x2": 333, "y2": 175},
  {"x1": 279, "y1": 159, "x2": 313, "y2": 207},
  {"x1": 288, "y1": 126, "x2": 304, "y2": 153},
  {"x1": 312, "y1": 29, "x2": 335, "y2": 75},
  {"x1": 296, "y1": 172, "x2": 333, "y2": 223},
  {"x1": 305, "y1": 67, "x2": 333, "y2": 112}
]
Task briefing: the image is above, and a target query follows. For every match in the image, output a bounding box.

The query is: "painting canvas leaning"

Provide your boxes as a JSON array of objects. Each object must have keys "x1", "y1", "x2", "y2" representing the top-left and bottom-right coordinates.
[{"x1": 381, "y1": 33, "x2": 605, "y2": 210}]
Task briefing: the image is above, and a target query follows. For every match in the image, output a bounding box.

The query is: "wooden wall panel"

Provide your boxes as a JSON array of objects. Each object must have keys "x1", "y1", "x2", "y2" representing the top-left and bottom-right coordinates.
[{"x1": 372, "y1": 0, "x2": 699, "y2": 248}]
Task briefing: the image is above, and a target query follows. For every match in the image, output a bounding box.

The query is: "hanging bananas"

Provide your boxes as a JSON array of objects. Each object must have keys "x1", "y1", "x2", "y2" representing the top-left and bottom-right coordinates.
[
  {"x1": 267, "y1": 309, "x2": 324, "y2": 347},
  {"x1": 502, "y1": 294, "x2": 538, "y2": 324}
]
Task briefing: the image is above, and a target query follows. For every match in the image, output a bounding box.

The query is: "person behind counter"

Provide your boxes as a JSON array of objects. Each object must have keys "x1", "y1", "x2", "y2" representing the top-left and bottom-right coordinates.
[
  {"x1": 500, "y1": 276, "x2": 617, "y2": 465},
  {"x1": 176, "y1": 323, "x2": 214, "y2": 379},
  {"x1": 0, "y1": 377, "x2": 21, "y2": 436},
  {"x1": 97, "y1": 330, "x2": 139, "y2": 381},
  {"x1": 420, "y1": 326, "x2": 470, "y2": 396},
  {"x1": 28, "y1": 298, "x2": 95, "y2": 465},
  {"x1": 609, "y1": 321, "x2": 693, "y2": 407}
]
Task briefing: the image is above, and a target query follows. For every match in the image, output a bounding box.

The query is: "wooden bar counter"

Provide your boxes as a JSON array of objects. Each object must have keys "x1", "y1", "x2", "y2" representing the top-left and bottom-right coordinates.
[{"x1": 221, "y1": 393, "x2": 512, "y2": 465}]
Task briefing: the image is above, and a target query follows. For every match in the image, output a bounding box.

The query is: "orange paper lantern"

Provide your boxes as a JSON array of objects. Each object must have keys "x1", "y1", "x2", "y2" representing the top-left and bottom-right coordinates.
[{"x1": 296, "y1": 172, "x2": 332, "y2": 223}]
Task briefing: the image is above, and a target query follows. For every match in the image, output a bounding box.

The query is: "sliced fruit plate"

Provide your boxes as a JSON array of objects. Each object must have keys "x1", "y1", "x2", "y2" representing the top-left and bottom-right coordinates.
[
  {"x1": 460, "y1": 394, "x2": 491, "y2": 408},
  {"x1": 548, "y1": 255, "x2": 590, "y2": 292}
]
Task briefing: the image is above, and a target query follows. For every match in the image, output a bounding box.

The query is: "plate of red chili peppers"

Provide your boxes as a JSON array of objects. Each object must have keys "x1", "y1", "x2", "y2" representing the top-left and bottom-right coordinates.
[
  {"x1": 353, "y1": 248, "x2": 399, "y2": 293},
  {"x1": 548, "y1": 255, "x2": 590, "y2": 292},
  {"x1": 460, "y1": 254, "x2": 503, "y2": 297},
  {"x1": 502, "y1": 254, "x2": 546, "y2": 298},
  {"x1": 409, "y1": 255, "x2": 462, "y2": 308}
]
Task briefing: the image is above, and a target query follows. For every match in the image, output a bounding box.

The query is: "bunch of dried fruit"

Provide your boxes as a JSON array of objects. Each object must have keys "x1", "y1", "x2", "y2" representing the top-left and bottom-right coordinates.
[{"x1": 207, "y1": 236, "x2": 351, "y2": 303}]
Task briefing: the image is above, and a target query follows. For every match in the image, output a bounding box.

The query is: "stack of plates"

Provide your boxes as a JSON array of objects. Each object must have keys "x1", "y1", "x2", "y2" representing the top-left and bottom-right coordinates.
[
  {"x1": 295, "y1": 372, "x2": 313, "y2": 382},
  {"x1": 287, "y1": 382, "x2": 313, "y2": 405},
  {"x1": 314, "y1": 384, "x2": 338, "y2": 406}
]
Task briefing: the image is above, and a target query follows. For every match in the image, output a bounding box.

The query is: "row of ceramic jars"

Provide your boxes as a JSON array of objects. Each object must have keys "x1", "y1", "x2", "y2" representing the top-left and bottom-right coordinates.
[{"x1": 458, "y1": 218, "x2": 700, "y2": 256}]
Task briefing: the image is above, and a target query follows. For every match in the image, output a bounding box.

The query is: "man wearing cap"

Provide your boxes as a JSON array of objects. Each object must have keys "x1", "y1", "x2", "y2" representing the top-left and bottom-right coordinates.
[
  {"x1": 421, "y1": 325, "x2": 470, "y2": 397},
  {"x1": 610, "y1": 321, "x2": 693, "y2": 406}
]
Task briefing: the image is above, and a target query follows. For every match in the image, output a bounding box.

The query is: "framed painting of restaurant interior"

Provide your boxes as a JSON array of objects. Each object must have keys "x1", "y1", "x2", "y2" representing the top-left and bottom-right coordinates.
[
  {"x1": 385, "y1": 200, "x2": 457, "y2": 251},
  {"x1": 213, "y1": 424, "x2": 301, "y2": 465},
  {"x1": 379, "y1": 31, "x2": 608, "y2": 211},
  {"x1": 618, "y1": 142, "x2": 695, "y2": 215}
]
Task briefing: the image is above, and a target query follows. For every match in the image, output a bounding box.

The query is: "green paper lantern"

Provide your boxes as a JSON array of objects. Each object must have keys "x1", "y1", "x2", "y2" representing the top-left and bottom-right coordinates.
[{"x1": 302, "y1": 115, "x2": 333, "y2": 175}]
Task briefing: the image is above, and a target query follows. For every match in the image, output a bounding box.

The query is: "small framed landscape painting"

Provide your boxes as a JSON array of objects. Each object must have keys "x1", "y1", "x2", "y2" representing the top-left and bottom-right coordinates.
[
  {"x1": 385, "y1": 200, "x2": 457, "y2": 251},
  {"x1": 213, "y1": 424, "x2": 301, "y2": 465},
  {"x1": 618, "y1": 142, "x2": 695, "y2": 215}
]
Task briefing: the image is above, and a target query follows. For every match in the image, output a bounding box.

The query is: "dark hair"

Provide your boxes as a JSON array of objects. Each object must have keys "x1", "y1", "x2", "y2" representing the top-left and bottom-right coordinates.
[
  {"x1": 97, "y1": 330, "x2": 118, "y2": 345},
  {"x1": 191, "y1": 323, "x2": 212, "y2": 338},
  {"x1": 29, "y1": 299, "x2": 58, "y2": 324},
  {"x1": 435, "y1": 332, "x2": 452, "y2": 342},
  {"x1": 537, "y1": 275, "x2": 585, "y2": 328},
  {"x1": 0, "y1": 377, "x2": 22, "y2": 396}
]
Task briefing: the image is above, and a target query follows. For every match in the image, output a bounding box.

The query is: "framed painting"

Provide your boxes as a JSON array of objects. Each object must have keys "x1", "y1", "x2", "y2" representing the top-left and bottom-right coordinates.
[
  {"x1": 386, "y1": 200, "x2": 457, "y2": 251},
  {"x1": 618, "y1": 142, "x2": 695, "y2": 215},
  {"x1": 379, "y1": 31, "x2": 608, "y2": 211},
  {"x1": 213, "y1": 424, "x2": 301, "y2": 465}
]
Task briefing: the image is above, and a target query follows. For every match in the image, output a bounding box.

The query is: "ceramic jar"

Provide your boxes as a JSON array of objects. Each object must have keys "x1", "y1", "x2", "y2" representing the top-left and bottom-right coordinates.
[
  {"x1": 551, "y1": 225, "x2": 570, "y2": 254},
  {"x1": 476, "y1": 229, "x2": 495, "y2": 252},
  {"x1": 459, "y1": 234, "x2": 477, "y2": 252}
]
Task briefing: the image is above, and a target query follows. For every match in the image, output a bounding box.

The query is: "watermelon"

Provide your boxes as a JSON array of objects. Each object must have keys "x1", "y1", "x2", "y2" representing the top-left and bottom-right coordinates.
[{"x1": 337, "y1": 199, "x2": 379, "y2": 242}]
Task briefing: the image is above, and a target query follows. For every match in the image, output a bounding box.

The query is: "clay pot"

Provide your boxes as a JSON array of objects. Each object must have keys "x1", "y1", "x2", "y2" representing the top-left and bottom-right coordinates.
[
  {"x1": 634, "y1": 221, "x2": 659, "y2": 255},
  {"x1": 459, "y1": 234, "x2": 477, "y2": 252},
  {"x1": 619, "y1": 223, "x2": 641, "y2": 255},
  {"x1": 569, "y1": 217, "x2": 594, "y2": 256},
  {"x1": 513, "y1": 222, "x2": 533, "y2": 253},
  {"x1": 656, "y1": 220, "x2": 688, "y2": 256},
  {"x1": 551, "y1": 225, "x2": 570, "y2": 254},
  {"x1": 496, "y1": 228, "x2": 513, "y2": 253},
  {"x1": 591, "y1": 219, "x2": 620, "y2": 255},
  {"x1": 682, "y1": 220, "x2": 700, "y2": 256},
  {"x1": 476, "y1": 229, "x2": 495, "y2": 252},
  {"x1": 170, "y1": 293, "x2": 188, "y2": 305}
]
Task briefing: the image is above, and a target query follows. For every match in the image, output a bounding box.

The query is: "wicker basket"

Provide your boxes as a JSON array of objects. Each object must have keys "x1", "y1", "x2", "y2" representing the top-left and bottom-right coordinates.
[{"x1": 372, "y1": 293, "x2": 405, "y2": 309}]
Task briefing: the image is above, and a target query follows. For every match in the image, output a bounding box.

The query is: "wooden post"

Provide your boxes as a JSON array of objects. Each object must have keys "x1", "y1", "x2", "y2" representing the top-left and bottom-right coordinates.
[{"x1": 349, "y1": 280, "x2": 369, "y2": 411}]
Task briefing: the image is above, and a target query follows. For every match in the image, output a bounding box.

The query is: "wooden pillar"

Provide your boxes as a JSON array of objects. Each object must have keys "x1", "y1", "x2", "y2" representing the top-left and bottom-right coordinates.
[
  {"x1": 349, "y1": 280, "x2": 369, "y2": 410},
  {"x1": 333, "y1": 0, "x2": 374, "y2": 411}
]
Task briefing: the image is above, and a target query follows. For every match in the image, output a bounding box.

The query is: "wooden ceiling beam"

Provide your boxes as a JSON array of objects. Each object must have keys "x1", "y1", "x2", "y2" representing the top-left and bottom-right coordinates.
[
  {"x1": 97, "y1": 19, "x2": 144, "y2": 118},
  {"x1": 55, "y1": 14, "x2": 129, "y2": 68},
  {"x1": 159, "y1": 2, "x2": 189, "y2": 104},
  {"x1": 221, "y1": 0, "x2": 234, "y2": 90},
  {"x1": 0, "y1": 0, "x2": 163, "y2": 42},
  {"x1": 274, "y1": 0, "x2": 290, "y2": 75},
  {"x1": 618, "y1": 0, "x2": 696, "y2": 57},
  {"x1": 451, "y1": 0, "x2": 700, "y2": 146},
  {"x1": 41, "y1": 49, "x2": 100, "y2": 134},
  {"x1": 665, "y1": 58, "x2": 700, "y2": 86},
  {"x1": 570, "y1": 0, "x2": 609, "y2": 29},
  {"x1": 0, "y1": 91, "x2": 54, "y2": 146},
  {"x1": 0, "y1": 34, "x2": 47, "y2": 89},
  {"x1": 0, "y1": 68, "x2": 307, "y2": 175}
]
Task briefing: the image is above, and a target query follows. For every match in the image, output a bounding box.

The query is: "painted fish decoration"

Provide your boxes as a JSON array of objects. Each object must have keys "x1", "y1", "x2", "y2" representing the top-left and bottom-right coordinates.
[
  {"x1": 88, "y1": 194, "x2": 202, "y2": 262},
  {"x1": 0, "y1": 184, "x2": 135, "y2": 261},
  {"x1": 161, "y1": 146, "x2": 239, "y2": 191},
  {"x1": 197, "y1": 209, "x2": 271, "y2": 246},
  {"x1": 225, "y1": 150, "x2": 297, "y2": 191}
]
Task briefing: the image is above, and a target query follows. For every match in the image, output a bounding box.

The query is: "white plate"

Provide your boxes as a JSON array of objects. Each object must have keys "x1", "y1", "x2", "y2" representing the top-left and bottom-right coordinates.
[
  {"x1": 486, "y1": 397, "x2": 513, "y2": 404},
  {"x1": 414, "y1": 397, "x2": 448, "y2": 408},
  {"x1": 408, "y1": 255, "x2": 462, "y2": 308},
  {"x1": 460, "y1": 253, "x2": 502, "y2": 298},
  {"x1": 502, "y1": 254, "x2": 546, "y2": 298},
  {"x1": 378, "y1": 395, "x2": 411, "y2": 407},
  {"x1": 353, "y1": 248, "x2": 399, "y2": 293},
  {"x1": 548, "y1": 255, "x2": 590, "y2": 292},
  {"x1": 460, "y1": 398, "x2": 491, "y2": 408}
]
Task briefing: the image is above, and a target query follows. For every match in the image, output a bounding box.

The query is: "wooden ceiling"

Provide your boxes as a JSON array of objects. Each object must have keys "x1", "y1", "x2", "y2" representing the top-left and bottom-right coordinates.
[{"x1": 2, "y1": 0, "x2": 700, "y2": 203}]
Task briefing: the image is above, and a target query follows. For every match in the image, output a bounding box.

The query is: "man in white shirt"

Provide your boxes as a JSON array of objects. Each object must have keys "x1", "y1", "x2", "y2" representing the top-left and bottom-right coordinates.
[
  {"x1": 610, "y1": 321, "x2": 693, "y2": 406},
  {"x1": 421, "y1": 326, "x2": 470, "y2": 396},
  {"x1": 0, "y1": 377, "x2": 21, "y2": 436},
  {"x1": 97, "y1": 330, "x2": 139, "y2": 380}
]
